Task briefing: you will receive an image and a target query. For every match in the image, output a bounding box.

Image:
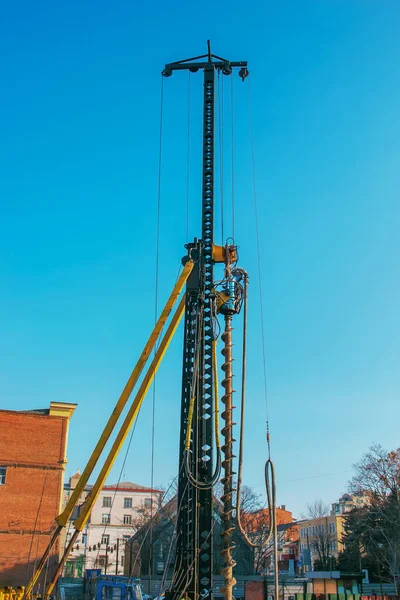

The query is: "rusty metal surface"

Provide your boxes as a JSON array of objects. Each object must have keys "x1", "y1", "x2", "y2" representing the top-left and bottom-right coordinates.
[{"x1": 220, "y1": 315, "x2": 237, "y2": 600}]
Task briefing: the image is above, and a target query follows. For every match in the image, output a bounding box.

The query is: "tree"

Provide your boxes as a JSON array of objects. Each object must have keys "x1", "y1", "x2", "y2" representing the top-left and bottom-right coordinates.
[
  {"x1": 302, "y1": 500, "x2": 330, "y2": 520},
  {"x1": 348, "y1": 444, "x2": 400, "y2": 499},
  {"x1": 238, "y1": 491, "x2": 295, "y2": 575},
  {"x1": 301, "y1": 500, "x2": 336, "y2": 570},
  {"x1": 340, "y1": 445, "x2": 400, "y2": 593}
]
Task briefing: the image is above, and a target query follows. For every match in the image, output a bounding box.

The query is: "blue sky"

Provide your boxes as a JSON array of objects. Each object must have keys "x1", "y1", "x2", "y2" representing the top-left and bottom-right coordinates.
[{"x1": 1, "y1": 1, "x2": 399, "y2": 517}]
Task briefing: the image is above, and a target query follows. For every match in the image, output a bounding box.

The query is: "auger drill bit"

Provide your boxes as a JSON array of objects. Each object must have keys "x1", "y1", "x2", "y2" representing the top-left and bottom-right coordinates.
[{"x1": 220, "y1": 315, "x2": 237, "y2": 600}]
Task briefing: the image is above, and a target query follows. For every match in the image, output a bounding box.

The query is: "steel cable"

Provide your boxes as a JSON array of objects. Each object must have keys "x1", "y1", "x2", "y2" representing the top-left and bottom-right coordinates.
[{"x1": 246, "y1": 78, "x2": 279, "y2": 600}]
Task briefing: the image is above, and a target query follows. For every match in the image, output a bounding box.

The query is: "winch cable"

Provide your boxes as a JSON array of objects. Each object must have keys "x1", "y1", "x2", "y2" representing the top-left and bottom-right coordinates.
[
  {"x1": 217, "y1": 69, "x2": 225, "y2": 245},
  {"x1": 174, "y1": 516, "x2": 218, "y2": 599},
  {"x1": 230, "y1": 76, "x2": 235, "y2": 239},
  {"x1": 149, "y1": 72, "x2": 165, "y2": 596},
  {"x1": 128, "y1": 469, "x2": 186, "y2": 589},
  {"x1": 247, "y1": 77, "x2": 279, "y2": 600},
  {"x1": 160, "y1": 481, "x2": 189, "y2": 594},
  {"x1": 235, "y1": 272, "x2": 277, "y2": 550},
  {"x1": 186, "y1": 71, "x2": 191, "y2": 241}
]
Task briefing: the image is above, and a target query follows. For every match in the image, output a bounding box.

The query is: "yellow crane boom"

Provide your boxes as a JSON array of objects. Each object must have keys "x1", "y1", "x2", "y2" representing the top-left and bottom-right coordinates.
[{"x1": 24, "y1": 260, "x2": 193, "y2": 599}]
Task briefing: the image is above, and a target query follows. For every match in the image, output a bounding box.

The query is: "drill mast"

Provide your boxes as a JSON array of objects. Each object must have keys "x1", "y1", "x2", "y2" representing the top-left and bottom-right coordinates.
[
  {"x1": 23, "y1": 43, "x2": 252, "y2": 600},
  {"x1": 162, "y1": 43, "x2": 248, "y2": 600}
]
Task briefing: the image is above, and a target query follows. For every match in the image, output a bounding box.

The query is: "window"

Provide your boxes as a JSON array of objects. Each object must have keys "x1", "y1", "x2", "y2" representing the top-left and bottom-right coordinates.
[
  {"x1": 101, "y1": 534, "x2": 110, "y2": 545},
  {"x1": 319, "y1": 524, "x2": 324, "y2": 534},
  {"x1": 0, "y1": 466, "x2": 6, "y2": 485},
  {"x1": 98, "y1": 556, "x2": 107, "y2": 567},
  {"x1": 123, "y1": 514, "x2": 132, "y2": 525},
  {"x1": 103, "y1": 496, "x2": 112, "y2": 507},
  {"x1": 329, "y1": 522, "x2": 335, "y2": 533},
  {"x1": 102, "y1": 513, "x2": 111, "y2": 524},
  {"x1": 124, "y1": 497, "x2": 132, "y2": 509},
  {"x1": 144, "y1": 498, "x2": 152, "y2": 509},
  {"x1": 103, "y1": 588, "x2": 121, "y2": 600},
  {"x1": 82, "y1": 533, "x2": 87, "y2": 545}
]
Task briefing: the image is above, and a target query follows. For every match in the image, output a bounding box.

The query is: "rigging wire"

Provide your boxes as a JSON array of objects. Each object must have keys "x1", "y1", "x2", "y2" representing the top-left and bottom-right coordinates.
[
  {"x1": 186, "y1": 71, "x2": 191, "y2": 241},
  {"x1": 247, "y1": 79, "x2": 270, "y2": 438},
  {"x1": 25, "y1": 472, "x2": 48, "y2": 587},
  {"x1": 217, "y1": 70, "x2": 225, "y2": 244},
  {"x1": 150, "y1": 72, "x2": 165, "y2": 593},
  {"x1": 230, "y1": 76, "x2": 235, "y2": 239},
  {"x1": 127, "y1": 470, "x2": 183, "y2": 584},
  {"x1": 90, "y1": 73, "x2": 167, "y2": 582},
  {"x1": 246, "y1": 77, "x2": 279, "y2": 600},
  {"x1": 92, "y1": 414, "x2": 141, "y2": 569}
]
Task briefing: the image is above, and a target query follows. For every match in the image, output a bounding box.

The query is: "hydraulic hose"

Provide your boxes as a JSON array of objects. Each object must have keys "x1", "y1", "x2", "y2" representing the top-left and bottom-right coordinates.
[
  {"x1": 234, "y1": 269, "x2": 278, "y2": 600},
  {"x1": 183, "y1": 304, "x2": 222, "y2": 490}
]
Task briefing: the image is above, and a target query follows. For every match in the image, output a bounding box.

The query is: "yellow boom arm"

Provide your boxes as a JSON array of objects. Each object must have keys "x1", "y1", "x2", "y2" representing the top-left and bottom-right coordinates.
[
  {"x1": 45, "y1": 292, "x2": 186, "y2": 597},
  {"x1": 24, "y1": 261, "x2": 193, "y2": 599}
]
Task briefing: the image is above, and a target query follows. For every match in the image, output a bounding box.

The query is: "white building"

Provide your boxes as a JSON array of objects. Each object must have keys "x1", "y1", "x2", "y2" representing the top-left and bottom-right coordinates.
[
  {"x1": 330, "y1": 492, "x2": 369, "y2": 516},
  {"x1": 64, "y1": 474, "x2": 162, "y2": 575}
]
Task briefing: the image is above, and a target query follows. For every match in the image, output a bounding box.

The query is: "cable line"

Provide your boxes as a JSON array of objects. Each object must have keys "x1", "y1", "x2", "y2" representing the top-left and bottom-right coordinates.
[
  {"x1": 247, "y1": 77, "x2": 278, "y2": 600},
  {"x1": 149, "y1": 72, "x2": 165, "y2": 593},
  {"x1": 230, "y1": 76, "x2": 235, "y2": 239},
  {"x1": 186, "y1": 71, "x2": 191, "y2": 241}
]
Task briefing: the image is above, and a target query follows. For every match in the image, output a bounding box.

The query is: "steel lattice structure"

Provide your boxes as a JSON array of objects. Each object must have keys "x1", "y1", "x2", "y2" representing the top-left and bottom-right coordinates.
[{"x1": 162, "y1": 43, "x2": 248, "y2": 600}]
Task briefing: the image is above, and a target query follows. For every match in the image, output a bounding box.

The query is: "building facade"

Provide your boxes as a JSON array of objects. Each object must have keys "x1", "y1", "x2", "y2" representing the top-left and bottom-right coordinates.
[
  {"x1": 64, "y1": 477, "x2": 162, "y2": 576},
  {"x1": 0, "y1": 402, "x2": 76, "y2": 586},
  {"x1": 124, "y1": 496, "x2": 255, "y2": 580},
  {"x1": 241, "y1": 505, "x2": 297, "y2": 575},
  {"x1": 331, "y1": 492, "x2": 369, "y2": 516},
  {"x1": 299, "y1": 515, "x2": 344, "y2": 569}
]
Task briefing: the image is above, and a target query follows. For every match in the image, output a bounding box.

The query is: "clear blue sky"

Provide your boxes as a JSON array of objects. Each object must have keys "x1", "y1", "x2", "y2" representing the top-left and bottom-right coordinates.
[{"x1": 1, "y1": 1, "x2": 399, "y2": 518}]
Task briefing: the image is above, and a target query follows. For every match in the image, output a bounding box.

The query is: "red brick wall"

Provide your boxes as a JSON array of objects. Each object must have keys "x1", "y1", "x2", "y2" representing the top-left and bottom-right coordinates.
[{"x1": 0, "y1": 410, "x2": 68, "y2": 587}]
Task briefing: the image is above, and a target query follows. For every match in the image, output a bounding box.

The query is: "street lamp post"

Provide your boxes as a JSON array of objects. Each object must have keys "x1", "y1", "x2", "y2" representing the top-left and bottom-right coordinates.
[
  {"x1": 377, "y1": 543, "x2": 384, "y2": 598},
  {"x1": 116, "y1": 539, "x2": 120, "y2": 575}
]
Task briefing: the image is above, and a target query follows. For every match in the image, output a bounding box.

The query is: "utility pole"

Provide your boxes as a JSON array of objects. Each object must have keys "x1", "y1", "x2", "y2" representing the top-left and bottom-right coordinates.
[
  {"x1": 116, "y1": 539, "x2": 120, "y2": 575},
  {"x1": 162, "y1": 43, "x2": 248, "y2": 600}
]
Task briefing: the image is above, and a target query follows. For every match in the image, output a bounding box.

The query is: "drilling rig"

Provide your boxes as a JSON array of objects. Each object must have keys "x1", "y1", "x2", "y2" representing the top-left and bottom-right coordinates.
[
  {"x1": 161, "y1": 43, "x2": 249, "y2": 600},
  {"x1": 21, "y1": 44, "x2": 280, "y2": 600}
]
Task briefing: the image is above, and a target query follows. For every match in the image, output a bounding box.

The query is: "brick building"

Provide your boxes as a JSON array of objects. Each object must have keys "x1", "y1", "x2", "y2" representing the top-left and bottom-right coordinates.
[
  {"x1": 242, "y1": 505, "x2": 298, "y2": 575},
  {"x1": 0, "y1": 401, "x2": 76, "y2": 587}
]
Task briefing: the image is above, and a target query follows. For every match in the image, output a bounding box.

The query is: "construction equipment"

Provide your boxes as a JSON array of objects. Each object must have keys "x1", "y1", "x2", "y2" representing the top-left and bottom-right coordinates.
[
  {"x1": 84, "y1": 574, "x2": 143, "y2": 600},
  {"x1": 24, "y1": 42, "x2": 277, "y2": 600},
  {"x1": 161, "y1": 42, "x2": 249, "y2": 600}
]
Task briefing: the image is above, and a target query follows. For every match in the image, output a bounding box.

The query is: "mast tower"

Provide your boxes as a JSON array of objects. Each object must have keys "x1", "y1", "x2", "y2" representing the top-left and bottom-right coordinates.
[{"x1": 162, "y1": 42, "x2": 248, "y2": 600}]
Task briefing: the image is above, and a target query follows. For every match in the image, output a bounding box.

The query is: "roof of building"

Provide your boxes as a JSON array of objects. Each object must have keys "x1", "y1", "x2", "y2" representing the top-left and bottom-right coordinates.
[
  {"x1": 64, "y1": 483, "x2": 93, "y2": 491},
  {"x1": 0, "y1": 401, "x2": 77, "y2": 419},
  {"x1": 102, "y1": 481, "x2": 162, "y2": 493}
]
